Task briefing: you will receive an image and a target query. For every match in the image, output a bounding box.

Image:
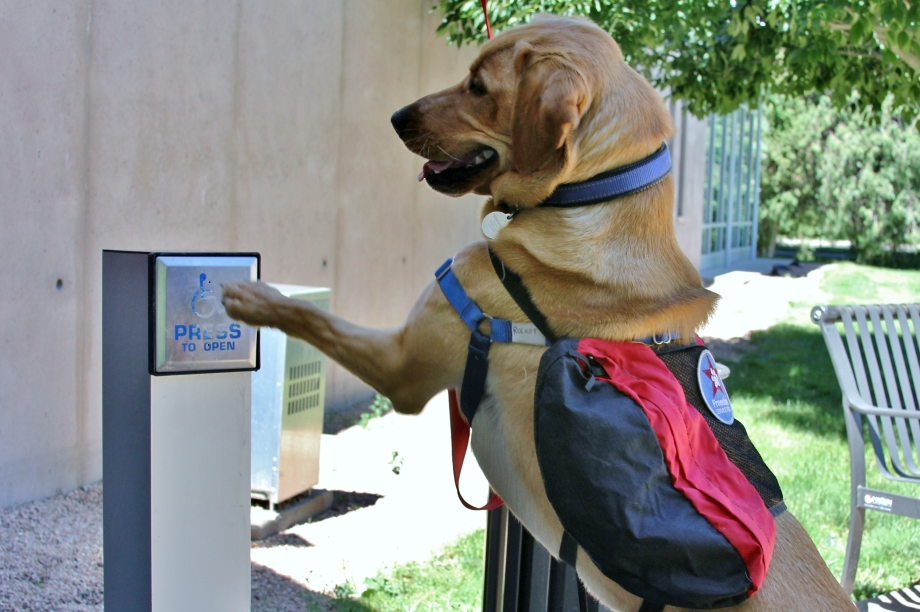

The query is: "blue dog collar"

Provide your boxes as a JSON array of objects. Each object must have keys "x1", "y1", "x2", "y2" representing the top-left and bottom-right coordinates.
[{"x1": 539, "y1": 143, "x2": 671, "y2": 208}]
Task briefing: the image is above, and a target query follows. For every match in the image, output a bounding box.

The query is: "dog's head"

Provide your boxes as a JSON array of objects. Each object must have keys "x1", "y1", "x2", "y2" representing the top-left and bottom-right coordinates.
[{"x1": 391, "y1": 15, "x2": 674, "y2": 207}]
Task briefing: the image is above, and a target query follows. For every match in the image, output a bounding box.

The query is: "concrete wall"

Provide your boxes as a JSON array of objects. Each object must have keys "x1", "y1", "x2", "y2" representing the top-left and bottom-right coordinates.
[
  {"x1": 669, "y1": 99, "x2": 708, "y2": 270},
  {"x1": 0, "y1": 0, "x2": 484, "y2": 509},
  {"x1": 0, "y1": 1, "x2": 708, "y2": 508}
]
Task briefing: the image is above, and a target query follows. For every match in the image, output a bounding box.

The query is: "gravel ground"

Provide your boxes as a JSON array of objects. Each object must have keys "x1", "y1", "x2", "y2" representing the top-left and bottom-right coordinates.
[
  {"x1": 0, "y1": 485, "x2": 103, "y2": 612},
  {"x1": 0, "y1": 483, "x2": 339, "y2": 612}
]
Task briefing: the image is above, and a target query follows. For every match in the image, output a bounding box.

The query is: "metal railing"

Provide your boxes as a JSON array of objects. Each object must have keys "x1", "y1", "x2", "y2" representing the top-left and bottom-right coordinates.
[{"x1": 483, "y1": 507, "x2": 602, "y2": 612}]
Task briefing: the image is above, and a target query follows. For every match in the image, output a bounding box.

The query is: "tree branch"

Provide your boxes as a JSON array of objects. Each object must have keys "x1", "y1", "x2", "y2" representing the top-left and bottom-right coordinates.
[
  {"x1": 840, "y1": 49, "x2": 885, "y2": 60},
  {"x1": 874, "y1": 26, "x2": 920, "y2": 72},
  {"x1": 827, "y1": 21, "x2": 919, "y2": 72}
]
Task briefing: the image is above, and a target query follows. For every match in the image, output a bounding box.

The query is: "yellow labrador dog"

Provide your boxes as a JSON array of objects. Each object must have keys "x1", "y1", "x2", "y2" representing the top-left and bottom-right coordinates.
[{"x1": 223, "y1": 15, "x2": 855, "y2": 612}]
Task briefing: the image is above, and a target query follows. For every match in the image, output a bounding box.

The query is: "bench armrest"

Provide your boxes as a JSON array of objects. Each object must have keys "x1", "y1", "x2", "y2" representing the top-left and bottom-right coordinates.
[{"x1": 847, "y1": 397, "x2": 920, "y2": 419}]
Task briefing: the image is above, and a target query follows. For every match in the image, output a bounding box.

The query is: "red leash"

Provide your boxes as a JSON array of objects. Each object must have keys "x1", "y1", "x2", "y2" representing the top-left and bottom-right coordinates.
[
  {"x1": 449, "y1": 388, "x2": 503, "y2": 510},
  {"x1": 446, "y1": 0, "x2": 501, "y2": 514},
  {"x1": 480, "y1": 0, "x2": 493, "y2": 40}
]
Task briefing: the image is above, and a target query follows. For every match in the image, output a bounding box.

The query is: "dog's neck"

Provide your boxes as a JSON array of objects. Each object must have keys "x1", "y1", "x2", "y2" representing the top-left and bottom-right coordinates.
[{"x1": 484, "y1": 173, "x2": 718, "y2": 341}]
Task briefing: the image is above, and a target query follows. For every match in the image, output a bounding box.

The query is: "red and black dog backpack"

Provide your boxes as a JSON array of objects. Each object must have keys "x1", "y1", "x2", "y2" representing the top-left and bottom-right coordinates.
[{"x1": 437, "y1": 249, "x2": 785, "y2": 610}]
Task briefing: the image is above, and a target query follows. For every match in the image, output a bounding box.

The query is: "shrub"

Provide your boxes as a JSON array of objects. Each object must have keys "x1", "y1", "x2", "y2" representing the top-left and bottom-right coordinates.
[{"x1": 759, "y1": 94, "x2": 920, "y2": 265}]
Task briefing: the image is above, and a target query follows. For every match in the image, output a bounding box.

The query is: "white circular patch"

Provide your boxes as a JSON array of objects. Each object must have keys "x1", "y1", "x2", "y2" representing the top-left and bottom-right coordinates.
[
  {"x1": 481, "y1": 211, "x2": 512, "y2": 240},
  {"x1": 697, "y1": 349, "x2": 734, "y2": 425}
]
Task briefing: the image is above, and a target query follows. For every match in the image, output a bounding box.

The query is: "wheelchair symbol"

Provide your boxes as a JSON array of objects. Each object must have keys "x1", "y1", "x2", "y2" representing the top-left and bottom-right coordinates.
[{"x1": 191, "y1": 273, "x2": 223, "y2": 319}]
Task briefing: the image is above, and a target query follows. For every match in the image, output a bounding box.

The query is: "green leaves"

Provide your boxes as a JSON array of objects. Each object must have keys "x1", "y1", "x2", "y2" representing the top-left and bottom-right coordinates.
[
  {"x1": 759, "y1": 93, "x2": 920, "y2": 264},
  {"x1": 850, "y1": 15, "x2": 869, "y2": 44},
  {"x1": 434, "y1": 0, "x2": 920, "y2": 124}
]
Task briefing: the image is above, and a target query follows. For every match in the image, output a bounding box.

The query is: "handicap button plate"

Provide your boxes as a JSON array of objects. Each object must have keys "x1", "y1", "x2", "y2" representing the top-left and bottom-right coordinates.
[{"x1": 151, "y1": 253, "x2": 260, "y2": 375}]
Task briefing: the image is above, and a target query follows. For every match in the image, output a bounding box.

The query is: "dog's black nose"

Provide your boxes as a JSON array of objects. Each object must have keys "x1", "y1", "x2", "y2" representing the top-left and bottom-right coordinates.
[{"x1": 390, "y1": 106, "x2": 412, "y2": 136}]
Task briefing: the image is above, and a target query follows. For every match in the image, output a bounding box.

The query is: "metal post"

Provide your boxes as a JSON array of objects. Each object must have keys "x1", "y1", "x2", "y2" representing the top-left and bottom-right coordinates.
[
  {"x1": 546, "y1": 559, "x2": 570, "y2": 611},
  {"x1": 102, "y1": 251, "x2": 153, "y2": 611},
  {"x1": 502, "y1": 514, "x2": 524, "y2": 611},
  {"x1": 103, "y1": 251, "x2": 259, "y2": 612},
  {"x1": 751, "y1": 102, "x2": 764, "y2": 260},
  {"x1": 703, "y1": 114, "x2": 717, "y2": 255},
  {"x1": 517, "y1": 529, "x2": 549, "y2": 610},
  {"x1": 742, "y1": 109, "x2": 755, "y2": 253},
  {"x1": 483, "y1": 506, "x2": 509, "y2": 612},
  {"x1": 725, "y1": 111, "x2": 738, "y2": 267}
]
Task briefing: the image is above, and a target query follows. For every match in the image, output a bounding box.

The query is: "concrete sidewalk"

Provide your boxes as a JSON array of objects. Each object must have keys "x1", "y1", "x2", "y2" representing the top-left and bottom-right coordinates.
[
  {"x1": 250, "y1": 391, "x2": 490, "y2": 595},
  {"x1": 698, "y1": 265, "x2": 827, "y2": 339}
]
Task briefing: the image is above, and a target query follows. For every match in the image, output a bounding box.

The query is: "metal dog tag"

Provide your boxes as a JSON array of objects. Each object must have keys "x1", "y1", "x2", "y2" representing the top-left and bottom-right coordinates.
[{"x1": 482, "y1": 211, "x2": 512, "y2": 240}]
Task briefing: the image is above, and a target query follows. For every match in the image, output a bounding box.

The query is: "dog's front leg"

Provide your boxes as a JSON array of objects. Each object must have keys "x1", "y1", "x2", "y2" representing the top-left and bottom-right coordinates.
[{"x1": 221, "y1": 279, "x2": 467, "y2": 414}]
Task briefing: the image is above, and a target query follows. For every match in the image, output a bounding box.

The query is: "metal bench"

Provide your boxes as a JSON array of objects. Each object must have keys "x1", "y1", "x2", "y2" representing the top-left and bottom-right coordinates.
[{"x1": 812, "y1": 304, "x2": 920, "y2": 594}]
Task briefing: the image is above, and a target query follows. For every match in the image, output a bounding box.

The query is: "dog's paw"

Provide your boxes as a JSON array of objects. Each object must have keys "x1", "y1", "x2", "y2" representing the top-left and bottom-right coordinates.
[{"x1": 221, "y1": 281, "x2": 284, "y2": 328}]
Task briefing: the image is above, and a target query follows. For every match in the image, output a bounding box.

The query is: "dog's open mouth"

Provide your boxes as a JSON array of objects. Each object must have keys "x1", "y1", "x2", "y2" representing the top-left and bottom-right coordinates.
[{"x1": 417, "y1": 147, "x2": 497, "y2": 188}]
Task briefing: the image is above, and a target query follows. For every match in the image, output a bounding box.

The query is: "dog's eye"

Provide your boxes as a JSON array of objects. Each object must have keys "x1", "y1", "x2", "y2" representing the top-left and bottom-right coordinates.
[{"x1": 469, "y1": 78, "x2": 487, "y2": 97}]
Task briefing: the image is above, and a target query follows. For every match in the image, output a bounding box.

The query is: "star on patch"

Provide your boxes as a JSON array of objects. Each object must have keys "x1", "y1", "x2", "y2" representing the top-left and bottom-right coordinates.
[
  {"x1": 697, "y1": 349, "x2": 733, "y2": 425},
  {"x1": 702, "y1": 355, "x2": 724, "y2": 397}
]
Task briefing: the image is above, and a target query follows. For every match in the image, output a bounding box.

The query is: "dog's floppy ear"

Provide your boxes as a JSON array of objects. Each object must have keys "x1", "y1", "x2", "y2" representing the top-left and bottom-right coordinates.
[{"x1": 512, "y1": 43, "x2": 590, "y2": 176}]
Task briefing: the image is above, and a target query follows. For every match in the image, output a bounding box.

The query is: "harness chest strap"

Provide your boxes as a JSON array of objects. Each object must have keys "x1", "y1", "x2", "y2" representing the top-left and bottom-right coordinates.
[
  {"x1": 435, "y1": 258, "x2": 547, "y2": 511},
  {"x1": 435, "y1": 256, "x2": 682, "y2": 513},
  {"x1": 437, "y1": 257, "x2": 670, "y2": 612}
]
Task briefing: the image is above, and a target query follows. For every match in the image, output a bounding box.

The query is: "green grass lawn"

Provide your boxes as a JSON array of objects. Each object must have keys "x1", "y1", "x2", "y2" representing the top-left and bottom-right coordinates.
[
  {"x1": 816, "y1": 263, "x2": 920, "y2": 306},
  {"x1": 333, "y1": 530, "x2": 486, "y2": 612},
  {"x1": 729, "y1": 324, "x2": 920, "y2": 599},
  {"x1": 333, "y1": 262, "x2": 920, "y2": 610}
]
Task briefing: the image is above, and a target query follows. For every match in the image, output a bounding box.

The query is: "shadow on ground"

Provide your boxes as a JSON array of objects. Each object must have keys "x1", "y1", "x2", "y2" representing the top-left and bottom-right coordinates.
[
  {"x1": 251, "y1": 532, "x2": 314, "y2": 549},
  {"x1": 721, "y1": 323, "x2": 847, "y2": 439},
  {"x1": 309, "y1": 491, "x2": 382, "y2": 523},
  {"x1": 323, "y1": 395, "x2": 393, "y2": 435},
  {"x1": 252, "y1": 489, "x2": 382, "y2": 526},
  {"x1": 252, "y1": 563, "x2": 375, "y2": 612}
]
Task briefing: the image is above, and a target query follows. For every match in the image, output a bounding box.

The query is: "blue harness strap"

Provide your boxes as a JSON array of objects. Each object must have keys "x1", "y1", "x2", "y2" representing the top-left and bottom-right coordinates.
[
  {"x1": 459, "y1": 330, "x2": 491, "y2": 425},
  {"x1": 436, "y1": 258, "x2": 544, "y2": 424},
  {"x1": 435, "y1": 259, "x2": 486, "y2": 333}
]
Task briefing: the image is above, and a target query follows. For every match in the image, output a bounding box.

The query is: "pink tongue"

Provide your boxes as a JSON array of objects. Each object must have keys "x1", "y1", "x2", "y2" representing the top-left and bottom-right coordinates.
[
  {"x1": 427, "y1": 160, "x2": 455, "y2": 172},
  {"x1": 418, "y1": 159, "x2": 456, "y2": 182}
]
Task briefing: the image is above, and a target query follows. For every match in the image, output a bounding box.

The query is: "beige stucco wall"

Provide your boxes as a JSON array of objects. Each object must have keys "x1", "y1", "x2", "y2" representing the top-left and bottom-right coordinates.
[
  {"x1": 0, "y1": 1, "x2": 708, "y2": 508},
  {"x1": 669, "y1": 99, "x2": 708, "y2": 270},
  {"x1": 0, "y1": 0, "x2": 485, "y2": 509}
]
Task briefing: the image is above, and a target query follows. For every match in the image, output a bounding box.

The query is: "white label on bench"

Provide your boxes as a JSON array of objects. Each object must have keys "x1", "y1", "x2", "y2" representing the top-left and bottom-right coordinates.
[{"x1": 863, "y1": 493, "x2": 894, "y2": 512}]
